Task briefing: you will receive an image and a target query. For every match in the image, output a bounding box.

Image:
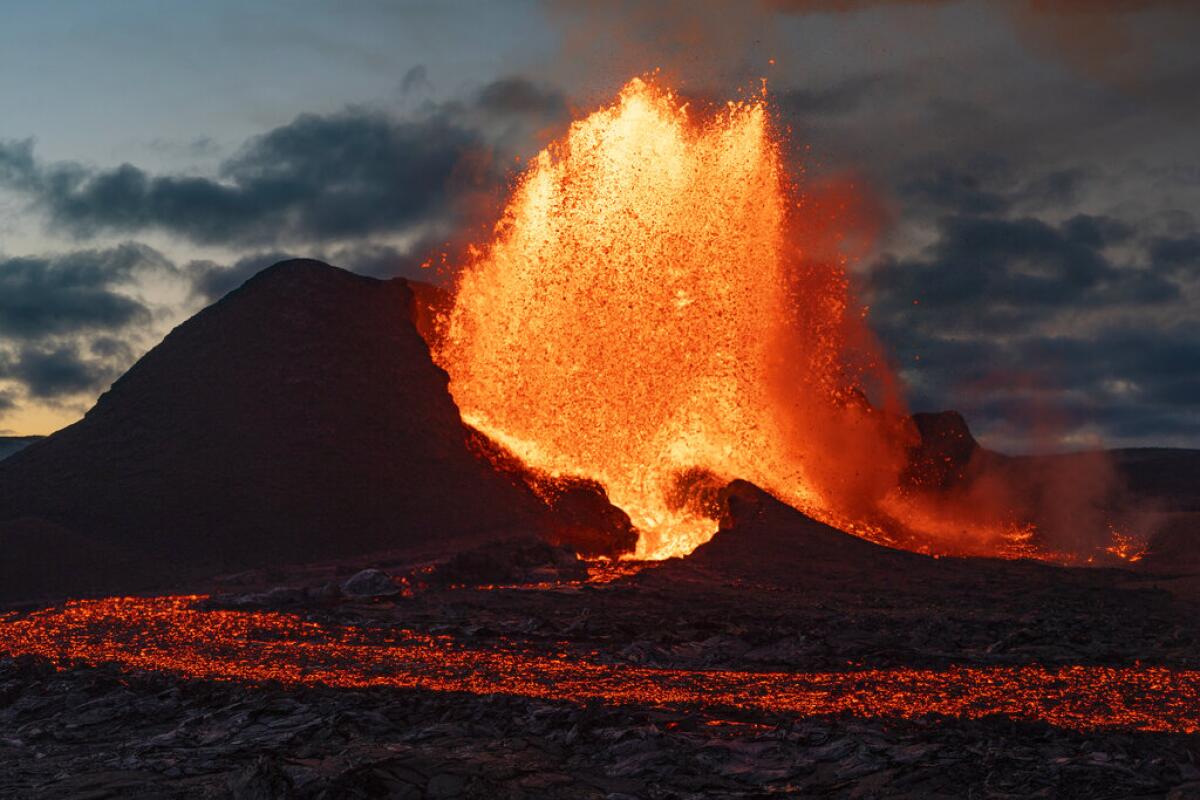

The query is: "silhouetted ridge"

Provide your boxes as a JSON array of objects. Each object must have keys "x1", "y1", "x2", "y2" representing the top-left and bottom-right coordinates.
[{"x1": 0, "y1": 259, "x2": 567, "y2": 601}]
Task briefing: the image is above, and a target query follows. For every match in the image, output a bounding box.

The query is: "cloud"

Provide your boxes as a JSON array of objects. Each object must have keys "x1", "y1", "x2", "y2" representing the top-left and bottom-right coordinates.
[
  {"x1": 777, "y1": 74, "x2": 900, "y2": 118},
  {"x1": 185, "y1": 240, "x2": 436, "y2": 303},
  {"x1": 869, "y1": 213, "x2": 1169, "y2": 333},
  {"x1": 0, "y1": 138, "x2": 40, "y2": 192},
  {"x1": 863, "y1": 194, "x2": 1200, "y2": 448},
  {"x1": 475, "y1": 77, "x2": 567, "y2": 118},
  {"x1": 1149, "y1": 233, "x2": 1200, "y2": 277},
  {"x1": 900, "y1": 166, "x2": 1013, "y2": 217},
  {"x1": 399, "y1": 64, "x2": 433, "y2": 97},
  {"x1": 0, "y1": 243, "x2": 172, "y2": 340},
  {"x1": 0, "y1": 243, "x2": 181, "y2": 405},
  {"x1": 0, "y1": 76, "x2": 567, "y2": 249},
  {"x1": 3, "y1": 344, "x2": 120, "y2": 399},
  {"x1": 893, "y1": 157, "x2": 1094, "y2": 219},
  {"x1": 0, "y1": 234, "x2": 446, "y2": 408},
  {"x1": 186, "y1": 252, "x2": 299, "y2": 303},
  {"x1": 0, "y1": 110, "x2": 478, "y2": 246},
  {"x1": 973, "y1": 324, "x2": 1200, "y2": 444},
  {"x1": 144, "y1": 136, "x2": 223, "y2": 160}
]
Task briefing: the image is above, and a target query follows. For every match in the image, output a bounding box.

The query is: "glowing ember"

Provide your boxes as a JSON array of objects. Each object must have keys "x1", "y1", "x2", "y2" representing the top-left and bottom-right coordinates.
[
  {"x1": 2, "y1": 596, "x2": 1198, "y2": 734},
  {"x1": 1106, "y1": 528, "x2": 1149, "y2": 563},
  {"x1": 439, "y1": 77, "x2": 917, "y2": 559}
]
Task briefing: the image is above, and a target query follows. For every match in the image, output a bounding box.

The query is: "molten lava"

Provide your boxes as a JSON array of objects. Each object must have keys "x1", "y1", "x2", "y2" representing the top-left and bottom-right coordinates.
[
  {"x1": 440, "y1": 78, "x2": 914, "y2": 559},
  {"x1": 1, "y1": 596, "x2": 1197, "y2": 734}
]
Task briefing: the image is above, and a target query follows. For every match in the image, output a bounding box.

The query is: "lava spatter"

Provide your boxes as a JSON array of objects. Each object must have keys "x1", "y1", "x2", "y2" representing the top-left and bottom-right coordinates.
[{"x1": 439, "y1": 77, "x2": 913, "y2": 559}]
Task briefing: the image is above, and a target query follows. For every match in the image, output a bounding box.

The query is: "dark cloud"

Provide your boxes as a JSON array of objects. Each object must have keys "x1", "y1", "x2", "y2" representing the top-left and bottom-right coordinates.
[
  {"x1": 777, "y1": 74, "x2": 898, "y2": 118},
  {"x1": 1149, "y1": 233, "x2": 1200, "y2": 277},
  {"x1": 187, "y1": 252, "x2": 299, "y2": 303},
  {"x1": 888, "y1": 323, "x2": 1200, "y2": 448},
  {"x1": 865, "y1": 195, "x2": 1198, "y2": 447},
  {"x1": 87, "y1": 336, "x2": 136, "y2": 364},
  {"x1": 0, "y1": 110, "x2": 478, "y2": 246},
  {"x1": 986, "y1": 325, "x2": 1200, "y2": 444},
  {"x1": 399, "y1": 65, "x2": 433, "y2": 97},
  {"x1": 1019, "y1": 169, "x2": 1090, "y2": 213},
  {"x1": 185, "y1": 241, "x2": 434, "y2": 303},
  {"x1": 901, "y1": 167, "x2": 1012, "y2": 217},
  {"x1": 0, "y1": 244, "x2": 170, "y2": 340},
  {"x1": 855, "y1": 119, "x2": 1197, "y2": 449},
  {"x1": 0, "y1": 76, "x2": 571, "y2": 248},
  {"x1": 869, "y1": 213, "x2": 1171, "y2": 335},
  {"x1": 324, "y1": 241, "x2": 436, "y2": 280},
  {"x1": 894, "y1": 158, "x2": 1093, "y2": 218},
  {"x1": 0, "y1": 238, "x2": 439, "y2": 405},
  {"x1": 475, "y1": 77, "x2": 567, "y2": 118},
  {"x1": 3, "y1": 344, "x2": 119, "y2": 399},
  {"x1": 0, "y1": 244, "x2": 179, "y2": 405}
]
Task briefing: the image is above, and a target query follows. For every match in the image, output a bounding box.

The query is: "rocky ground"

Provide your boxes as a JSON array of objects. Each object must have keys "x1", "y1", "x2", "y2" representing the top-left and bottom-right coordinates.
[
  {"x1": 4, "y1": 653, "x2": 1200, "y2": 800},
  {"x1": 3, "y1": 527, "x2": 1200, "y2": 798},
  {"x1": 3, "y1": 490, "x2": 1200, "y2": 798}
]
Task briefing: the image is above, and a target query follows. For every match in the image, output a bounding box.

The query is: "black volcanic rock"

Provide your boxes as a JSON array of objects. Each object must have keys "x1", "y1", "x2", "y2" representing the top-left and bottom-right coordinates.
[
  {"x1": 464, "y1": 426, "x2": 638, "y2": 558},
  {"x1": 0, "y1": 259, "x2": 622, "y2": 602}
]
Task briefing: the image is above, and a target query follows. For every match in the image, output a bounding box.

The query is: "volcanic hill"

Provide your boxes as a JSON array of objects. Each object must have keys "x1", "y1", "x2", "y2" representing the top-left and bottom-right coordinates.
[{"x1": 0, "y1": 260, "x2": 631, "y2": 603}]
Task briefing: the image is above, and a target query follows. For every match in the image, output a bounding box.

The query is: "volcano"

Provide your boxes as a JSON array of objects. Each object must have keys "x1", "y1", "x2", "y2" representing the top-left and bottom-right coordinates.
[
  {"x1": 2, "y1": 75, "x2": 1200, "y2": 800},
  {"x1": 0, "y1": 260, "x2": 633, "y2": 603}
]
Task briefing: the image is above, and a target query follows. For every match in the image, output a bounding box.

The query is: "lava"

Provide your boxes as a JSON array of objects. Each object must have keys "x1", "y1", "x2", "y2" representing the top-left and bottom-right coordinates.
[
  {"x1": 2, "y1": 596, "x2": 1198, "y2": 734},
  {"x1": 439, "y1": 77, "x2": 917, "y2": 560},
  {"x1": 1106, "y1": 528, "x2": 1149, "y2": 563}
]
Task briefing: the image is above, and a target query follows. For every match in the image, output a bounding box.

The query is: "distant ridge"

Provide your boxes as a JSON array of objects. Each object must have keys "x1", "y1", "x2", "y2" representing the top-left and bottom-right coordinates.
[{"x1": 0, "y1": 436, "x2": 41, "y2": 463}]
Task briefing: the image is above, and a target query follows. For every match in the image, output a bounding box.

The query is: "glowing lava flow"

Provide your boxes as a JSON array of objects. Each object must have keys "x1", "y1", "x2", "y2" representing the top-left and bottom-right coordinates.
[
  {"x1": 3, "y1": 596, "x2": 1199, "y2": 734},
  {"x1": 439, "y1": 78, "x2": 913, "y2": 559}
]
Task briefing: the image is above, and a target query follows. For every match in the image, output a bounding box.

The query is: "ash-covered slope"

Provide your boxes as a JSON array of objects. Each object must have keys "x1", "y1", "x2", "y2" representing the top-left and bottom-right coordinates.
[{"x1": 0, "y1": 260, "x2": 564, "y2": 602}]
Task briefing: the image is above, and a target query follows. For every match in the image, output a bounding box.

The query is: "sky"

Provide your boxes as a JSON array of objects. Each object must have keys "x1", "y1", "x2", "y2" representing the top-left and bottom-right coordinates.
[{"x1": 0, "y1": 0, "x2": 1198, "y2": 451}]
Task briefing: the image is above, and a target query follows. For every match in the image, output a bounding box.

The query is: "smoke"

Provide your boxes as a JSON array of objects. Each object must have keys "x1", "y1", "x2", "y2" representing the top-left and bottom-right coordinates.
[
  {"x1": 1006, "y1": 1, "x2": 1200, "y2": 94},
  {"x1": 539, "y1": 0, "x2": 782, "y2": 92},
  {"x1": 540, "y1": 0, "x2": 1199, "y2": 97}
]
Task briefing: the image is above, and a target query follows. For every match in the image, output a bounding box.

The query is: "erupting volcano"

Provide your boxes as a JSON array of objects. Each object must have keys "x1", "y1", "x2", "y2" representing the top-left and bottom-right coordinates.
[
  {"x1": 5, "y1": 3, "x2": 1200, "y2": 796},
  {"x1": 439, "y1": 78, "x2": 1008, "y2": 560}
]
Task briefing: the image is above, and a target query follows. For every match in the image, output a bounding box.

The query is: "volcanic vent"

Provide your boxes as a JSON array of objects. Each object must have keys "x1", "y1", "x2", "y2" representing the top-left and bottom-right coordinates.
[{"x1": 436, "y1": 77, "x2": 990, "y2": 560}]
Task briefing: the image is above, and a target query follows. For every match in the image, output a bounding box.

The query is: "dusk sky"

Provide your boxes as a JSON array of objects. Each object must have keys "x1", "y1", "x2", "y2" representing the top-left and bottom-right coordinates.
[{"x1": 1, "y1": 0, "x2": 1198, "y2": 451}]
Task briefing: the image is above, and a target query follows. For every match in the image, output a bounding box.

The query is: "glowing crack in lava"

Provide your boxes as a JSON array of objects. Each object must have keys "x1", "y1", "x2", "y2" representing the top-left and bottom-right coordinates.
[
  {"x1": 440, "y1": 78, "x2": 915, "y2": 559},
  {"x1": 2, "y1": 596, "x2": 1198, "y2": 734}
]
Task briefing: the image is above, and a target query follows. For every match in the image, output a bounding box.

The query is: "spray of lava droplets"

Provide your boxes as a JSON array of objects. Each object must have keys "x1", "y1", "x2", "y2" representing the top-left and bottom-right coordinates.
[{"x1": 440, "y1": 77, "x2": 972, "y2": 560}]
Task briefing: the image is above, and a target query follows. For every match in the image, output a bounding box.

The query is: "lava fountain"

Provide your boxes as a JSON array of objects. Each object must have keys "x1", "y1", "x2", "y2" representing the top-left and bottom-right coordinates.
[{"x1": 439, "y1": 78, "x2": 928, "y2": 559}]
